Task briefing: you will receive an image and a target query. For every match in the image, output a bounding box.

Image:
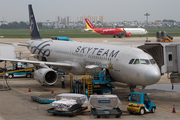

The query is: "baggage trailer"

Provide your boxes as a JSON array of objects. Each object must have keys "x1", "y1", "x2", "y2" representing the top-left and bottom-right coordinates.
[
  {"x1": 91, "y1": 107, "x2": 122, "y2": 118},
  {"x1": 89, "y1": 95, "x2": 122, "y2": 118},
  {"x1": 48, "y1": 93, "x2": 88, "y2": 117},
  {"x1": 47, "y1": 107, "x2": 88, "y2": 117},
  {"x1": 31, "y1": 93, "x2": 61, "y2": 103}
]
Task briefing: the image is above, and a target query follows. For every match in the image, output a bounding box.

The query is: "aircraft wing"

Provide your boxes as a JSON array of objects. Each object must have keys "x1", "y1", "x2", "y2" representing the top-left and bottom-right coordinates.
[
  {"x1": 0, "y1": 58, "x2": 73, "y2": 71},
  {"x1": 0, "y1": 42, "x2": 29, "y2": 46},
  {"x1": 85, "y1": 65, "x2": 101, "y2": 69}
]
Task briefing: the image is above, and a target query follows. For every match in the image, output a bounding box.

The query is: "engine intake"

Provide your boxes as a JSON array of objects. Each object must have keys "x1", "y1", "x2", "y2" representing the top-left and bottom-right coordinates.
[
  {"x1": 34, "y1": 68, "x2": 58, "y2": 85},
  {"x1": 125, "y1": 33, "x2": 132, "y2": 37}
]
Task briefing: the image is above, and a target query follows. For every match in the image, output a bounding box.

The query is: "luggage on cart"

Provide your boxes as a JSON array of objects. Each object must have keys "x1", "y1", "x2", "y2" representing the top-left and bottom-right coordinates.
[
  {"x1": 89, "y1": 95, "x2": 122, "y2": 118},
  {"x1": 48, "y1": 93, "x2": 88, "y2": 116},
  {"x1": 52, "y1": 93, "x2": 88, "y2": 111}
]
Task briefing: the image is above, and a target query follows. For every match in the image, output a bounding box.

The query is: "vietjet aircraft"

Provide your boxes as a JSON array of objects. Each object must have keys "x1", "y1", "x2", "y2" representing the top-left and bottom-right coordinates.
[
  {"x1": 84, "y1": 18, "x2": 148, "y2": 38},
  {"x1": 0, "y1": 5, "x2": 160, "y2": 91}
]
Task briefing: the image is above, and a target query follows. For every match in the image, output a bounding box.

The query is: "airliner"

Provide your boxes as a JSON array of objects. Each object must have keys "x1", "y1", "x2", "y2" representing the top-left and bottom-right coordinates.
[
  {"x1": 84, "y1": 18, "x2": 148, "y2": 38},
  {"x1": 0, "y1": 5, "x2": 160, "y2": 91}
]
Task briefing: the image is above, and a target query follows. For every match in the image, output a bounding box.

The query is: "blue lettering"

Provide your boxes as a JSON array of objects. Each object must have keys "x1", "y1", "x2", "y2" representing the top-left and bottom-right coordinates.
[
  {"x1": 80, "y1": 47, "x2": 87, "y2": 53},
  {"x1": 87, "y1": 47, "x2": 93, "y2": 54},
  {"x1": 102, "y1": 49, "x2": 109, "y2": 57},
  {"x1": 75, "y1": 46, "x2": 81, "y2": 52},
  {"x1": 92, "y1": 48, "x2": 98, "y2": 55},
  {"x1": 109, "y1": 50, "x2": 119, "y2": 58},
  {"x1": 97, "y1": 48, "x2": 104, "y2": 56}
]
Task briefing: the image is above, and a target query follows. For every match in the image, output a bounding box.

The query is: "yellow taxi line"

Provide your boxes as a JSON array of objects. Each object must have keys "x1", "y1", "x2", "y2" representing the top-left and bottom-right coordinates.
[{"x1": 157, "y1": 107, "x2": 180, "y2": 115}]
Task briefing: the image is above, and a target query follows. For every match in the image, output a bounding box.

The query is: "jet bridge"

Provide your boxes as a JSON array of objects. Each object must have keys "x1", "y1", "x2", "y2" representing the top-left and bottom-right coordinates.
[{"x1": 138, "y1": 42, "x2": 180, "y2": 84}]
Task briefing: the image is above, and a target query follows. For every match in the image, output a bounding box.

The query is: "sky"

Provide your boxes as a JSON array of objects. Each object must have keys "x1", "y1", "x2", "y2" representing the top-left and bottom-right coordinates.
[{"x1": 0, "y1": 0, "x2": 180, "y2": 22}]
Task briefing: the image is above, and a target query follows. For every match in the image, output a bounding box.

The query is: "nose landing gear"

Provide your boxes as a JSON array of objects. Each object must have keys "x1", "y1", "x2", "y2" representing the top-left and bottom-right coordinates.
[{"x1": 129, "y1": 85, "x2": 136, "y2": 92}]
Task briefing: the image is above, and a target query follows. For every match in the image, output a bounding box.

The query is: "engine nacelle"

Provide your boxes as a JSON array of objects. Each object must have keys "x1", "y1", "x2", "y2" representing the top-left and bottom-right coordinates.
[
  {"x1": 34, "y1": 68, "x2": 58, "y2": 85},
  {"x1": 125, "y1": 33, "x2": 132, "y2": 37}
]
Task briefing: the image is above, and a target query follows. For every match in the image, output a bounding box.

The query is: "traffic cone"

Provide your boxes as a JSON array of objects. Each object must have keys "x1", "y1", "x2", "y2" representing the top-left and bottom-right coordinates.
[
  {"x1": 28, "y1": 86, "x2": 31, "y2": 92},
  {"x1": 172, "y1": 105, "x2": 176, "y2": 113},
  {"x1": 51, "y1": 87, "x2": 54, "y2": 94}
]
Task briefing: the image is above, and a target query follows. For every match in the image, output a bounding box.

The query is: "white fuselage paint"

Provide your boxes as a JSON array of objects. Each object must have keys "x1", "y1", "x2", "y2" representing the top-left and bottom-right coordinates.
[
  {"x1": 85, "y1": 28, "x2": 148, "y2": 35},
  {"x1": 124, "y1": 28, "x2": 148, "y2": 35},
  {"x1": 26, "y1": 39, "x2": 160, "y2": 86}
]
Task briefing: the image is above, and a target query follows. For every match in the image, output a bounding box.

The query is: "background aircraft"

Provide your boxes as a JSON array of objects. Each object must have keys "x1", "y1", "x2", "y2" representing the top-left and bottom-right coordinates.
[
  {"x1": 84, "y1": 18, "x2": 148, "y2": 38},
  {"x1": 0, "y1": 5, "x2": 160, "y2": 91}
]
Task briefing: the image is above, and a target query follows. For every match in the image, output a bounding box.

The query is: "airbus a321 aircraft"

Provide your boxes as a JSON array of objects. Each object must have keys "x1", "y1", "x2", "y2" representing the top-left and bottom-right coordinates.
[
  {"x1": 84, "y1": 18, "x2": 148, "y2": 38},
  {"x1": 0, "y1": 5, "x2": 160, "y2": 91}
]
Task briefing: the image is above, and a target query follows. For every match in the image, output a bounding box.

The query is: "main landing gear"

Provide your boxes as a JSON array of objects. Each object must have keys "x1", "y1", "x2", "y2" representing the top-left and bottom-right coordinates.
[{"x1": 113, "y1": 35, "x2": 122, "y2": 38}]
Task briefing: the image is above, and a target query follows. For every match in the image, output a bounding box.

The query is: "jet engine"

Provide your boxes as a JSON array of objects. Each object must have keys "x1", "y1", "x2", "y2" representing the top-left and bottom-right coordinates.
[
  {"x1": 125, "y1": 33, "x2": 132, "y2": 37},
  {"x1": 34, "y1": 68, "x2": 58, "y2": 85}
]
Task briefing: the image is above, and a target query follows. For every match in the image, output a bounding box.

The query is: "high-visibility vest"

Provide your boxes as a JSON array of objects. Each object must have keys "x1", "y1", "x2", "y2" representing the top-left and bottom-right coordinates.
[{"x1": 61, "y1": 77, "x2": 64, "y2": 82}]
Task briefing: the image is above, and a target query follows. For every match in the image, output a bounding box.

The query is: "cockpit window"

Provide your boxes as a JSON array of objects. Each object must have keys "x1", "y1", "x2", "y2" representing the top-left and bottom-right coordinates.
[
  {"x1": 134, "y1": 59, "x2": 140, "y2": 64},
  {"x1": 150, "y1": 59, "x2": 156, "y2": 64},
  {"x1": 140, "y1": 59, "x2": 150, "y2": 64},
  {"x1": 129, "y1": 59, "x2": 135, "y2": 64}
]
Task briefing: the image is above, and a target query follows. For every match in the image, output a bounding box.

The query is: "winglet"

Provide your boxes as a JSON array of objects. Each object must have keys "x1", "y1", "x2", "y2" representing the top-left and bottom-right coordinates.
[
  {"x1": 28, "y1": 4, "x2": 42, "y2": 40},
  {"x1": 85, "y1": 18, "x2": 95, "y2": 29}
]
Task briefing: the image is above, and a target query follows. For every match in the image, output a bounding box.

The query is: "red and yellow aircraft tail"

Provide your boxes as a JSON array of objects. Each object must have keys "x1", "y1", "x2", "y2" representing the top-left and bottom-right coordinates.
[{"x1": 85, "y1": 18, "x2": 95, "y2": 29}]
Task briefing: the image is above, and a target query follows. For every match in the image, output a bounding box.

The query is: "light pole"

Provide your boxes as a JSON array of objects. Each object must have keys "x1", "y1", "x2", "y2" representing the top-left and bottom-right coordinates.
[{"x1": 144, "y1": 13, "x2": 150, "y2": 41}]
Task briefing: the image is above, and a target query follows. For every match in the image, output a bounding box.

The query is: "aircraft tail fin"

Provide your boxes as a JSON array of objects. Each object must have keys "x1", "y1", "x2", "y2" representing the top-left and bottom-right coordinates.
[
  {"x1": 85, "y1": 18, "x2": 95, "y2": 29},
  {"x1": 28, "y1": 4, "x2": 42, "y2": 40}
]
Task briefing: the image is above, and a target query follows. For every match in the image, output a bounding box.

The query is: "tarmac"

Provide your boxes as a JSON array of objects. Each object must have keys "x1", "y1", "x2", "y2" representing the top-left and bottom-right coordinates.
[{"x1": 0, "y1": 37, "x2": 180, "y2": 120}]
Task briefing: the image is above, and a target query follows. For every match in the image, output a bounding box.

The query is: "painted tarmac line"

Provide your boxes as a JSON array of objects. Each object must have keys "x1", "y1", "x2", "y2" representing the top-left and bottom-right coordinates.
[{"x1": 157, "y1": 107, "x2": 180, "y2": 115}]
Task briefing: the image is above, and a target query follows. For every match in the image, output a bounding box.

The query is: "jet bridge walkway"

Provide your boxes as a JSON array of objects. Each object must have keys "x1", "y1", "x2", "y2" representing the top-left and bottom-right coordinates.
[{"x1": 138, "y1": 42, "x2": 180, "y2": 85}]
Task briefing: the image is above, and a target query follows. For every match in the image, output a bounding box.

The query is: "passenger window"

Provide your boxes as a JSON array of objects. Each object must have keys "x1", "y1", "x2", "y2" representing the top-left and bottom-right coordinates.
[
  {"x1": 169, "y1": 54, "x2": 172, "y2": 61},
  {"x1": 129, "y1": 59, "x2": 135, "y2": 64},
  {"x1": 134, "y1": 59, "x2": 140, "y2": 64},
  {"x1": 140, "y1": 59, "x2": 150, "y2": 64},
  {"x1": 150, "y1": 59, "x2": 156, "y2": 64}
]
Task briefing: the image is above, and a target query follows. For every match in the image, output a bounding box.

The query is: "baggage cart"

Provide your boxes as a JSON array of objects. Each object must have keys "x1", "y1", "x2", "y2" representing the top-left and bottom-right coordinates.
[
  {"x1": 89, "y1": 95, "x2": 122, "y2": 118},
  {"x1": 31, "y1": 93, "x2": 61, "y2": 103}
]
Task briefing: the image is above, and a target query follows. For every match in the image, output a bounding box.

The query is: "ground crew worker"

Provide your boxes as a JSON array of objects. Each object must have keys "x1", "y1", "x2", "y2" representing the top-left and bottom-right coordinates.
[
  {"x1": 101, "y1": 67, "x2": 106, "y2": 81},
  {"x1": 61, "y1": 76, "x2": 65, "y2": 88}
]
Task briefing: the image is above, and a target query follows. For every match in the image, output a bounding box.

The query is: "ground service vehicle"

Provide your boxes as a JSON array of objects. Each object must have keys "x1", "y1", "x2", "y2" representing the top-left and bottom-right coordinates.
[
  {"x1": 0, "y1": 64, "x2": 34, "y2": 79},
  {"x1": 127, "y1": 92, "x2": 156, "y2": 115}
]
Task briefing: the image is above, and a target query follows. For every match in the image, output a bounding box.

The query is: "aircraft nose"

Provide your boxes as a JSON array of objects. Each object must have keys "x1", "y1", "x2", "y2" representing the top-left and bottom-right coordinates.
[{"x1": 145, "y1": 68, "x2": 161, "y2": 84}]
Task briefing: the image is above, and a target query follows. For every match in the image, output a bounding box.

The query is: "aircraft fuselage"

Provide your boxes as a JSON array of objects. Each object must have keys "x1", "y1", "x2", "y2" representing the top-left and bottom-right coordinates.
[{"x1": 27, "y1": 39, "x2": 160, "y2": 86}]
